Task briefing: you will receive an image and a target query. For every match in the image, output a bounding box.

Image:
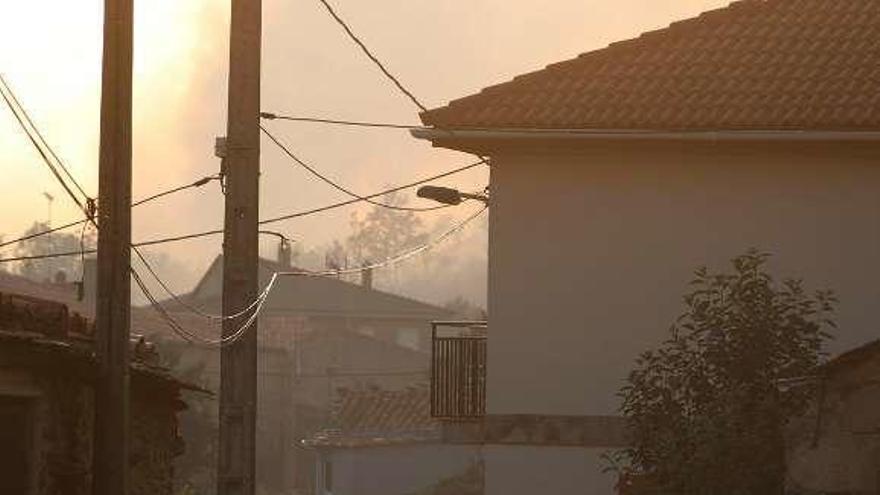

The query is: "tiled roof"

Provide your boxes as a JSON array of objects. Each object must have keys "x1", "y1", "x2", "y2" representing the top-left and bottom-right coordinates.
[
  {"x1": 0, "y1": 271, "x2": 88, "y2": 313},
  {"x1": 822, "y1": 338, "x2": 880, "y2": 375},
  {"x1": 182, "y1": 255, "x2": 452, "y2": 320},
  {"x1": 0, "y1": 290, "x2": 202, "y2": 394},
  {"x1": 421, "y1": 0, "x2": 880, "y2": 131},
  {"x1": 0, "y1": 270, "x2": 220, "y2": 345},
  {"x1": 304, "y1": 385, "x2": 438, "y2": 448}
]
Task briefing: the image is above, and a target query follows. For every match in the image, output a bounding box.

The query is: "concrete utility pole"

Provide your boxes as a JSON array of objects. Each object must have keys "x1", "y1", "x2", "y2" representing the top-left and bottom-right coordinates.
[
  {"x1": 218, "y1": 0, "x2": 262, "y2": 493},
  {"x1": 92, "y1": 0, "x2": 133, "y2": 493}
]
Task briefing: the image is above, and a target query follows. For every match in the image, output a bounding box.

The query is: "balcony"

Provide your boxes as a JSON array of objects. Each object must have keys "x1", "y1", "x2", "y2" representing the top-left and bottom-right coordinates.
[{"x1": 430, "y1": 321, "x2": 487, "y2": 420}]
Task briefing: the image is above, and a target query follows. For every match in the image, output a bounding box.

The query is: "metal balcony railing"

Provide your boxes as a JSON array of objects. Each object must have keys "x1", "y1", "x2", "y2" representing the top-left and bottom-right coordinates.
[{"x1": 430, "y1": 321, "x2": 487, "y2": 420}]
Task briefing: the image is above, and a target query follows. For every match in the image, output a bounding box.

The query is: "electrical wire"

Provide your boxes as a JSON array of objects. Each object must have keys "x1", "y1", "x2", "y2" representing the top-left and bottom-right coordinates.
[
  {"x1": 0, "y1": 157, "x2": 486, "y2": 259},
  {"x1": 0, "y1": 81, "x2": 225, "y2": 337},
  {"x1": 0, "y1": 175, "x2": 222, "y2": 250},
  {"x1": 259, "y1": 157, "x2": 487, "y2": 225},
  {"x1": 131, "y1": 244, "x2": 277, "y2": 322},
  {"x1": 199, "y1": 204, "x2": 487, "y2": 346},
  {"x1": 131, "y1": 261, "x2": 278, "y2": 346},
  {"x1": 314, "y1": 0, "x2": 427, "y2": 112},
  {"x1": 0, "y1": 74, "x2": 90, "y2": 201},
  {"x1": 131, "y1": 175, "x2": 220, "y2": 207},
  {"x1": 133, "y1": 230, "x2": 223, "y2": 250},
  {"x1": 260, "y1": 112, "x2": 421, "y2": 130},
  {"x1": 0, "y1": 250, "x2": 93, "y2": 263},
  {"x1": 0, "y1": 77, "x2": 258, "y2": 343},
  {"x1": 261, "y1": 124, "x2": 450, "y2": 212},
  {"x1": 0, "y1": 158, "x2": 486, "y2": 264},
  {"x1": 1, "y1": 84, "x2": 485, "y2": 333},
  {"x1": 259, "y1": 230, "x2": 296, "y2": 243},
  {"x1": 0, "y1": 202, "x2": 484, "y2": 344},
  {"x1": 0, "y1": 76, "x2": 87, "y2": 211},
  {"x1": 134, "y1": 205, "x2": 486, "y2": 330},
  {"x1": 278, "y1": 204, "x2": 487, "y2": 278},
  {"x1": 0, "y1": 218, "x2": 88, "y2": 250}
]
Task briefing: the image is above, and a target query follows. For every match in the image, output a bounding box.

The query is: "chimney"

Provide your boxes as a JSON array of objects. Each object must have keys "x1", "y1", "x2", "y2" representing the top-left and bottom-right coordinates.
[
  {"x1": 277, "y1": 239, "x2": 292, "y2": 268},
  {"x1": 360, "y1": 264, "x2": 373, "y2": 290}
]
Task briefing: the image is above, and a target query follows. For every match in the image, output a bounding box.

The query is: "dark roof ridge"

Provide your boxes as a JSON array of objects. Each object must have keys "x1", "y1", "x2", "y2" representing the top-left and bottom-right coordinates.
[{"x1": 180, "y1": 254, "x2": 452, "y2": 319}]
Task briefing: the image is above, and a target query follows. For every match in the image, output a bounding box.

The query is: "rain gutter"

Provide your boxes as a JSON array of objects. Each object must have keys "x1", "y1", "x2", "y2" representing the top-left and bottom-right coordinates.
[{"x1": 411, "y1": 128, "x2": 880, "y2": 143}]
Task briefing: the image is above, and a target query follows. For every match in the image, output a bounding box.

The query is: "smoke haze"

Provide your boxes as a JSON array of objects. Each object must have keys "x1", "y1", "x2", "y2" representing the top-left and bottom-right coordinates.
[{"x1": 0, "y1": 0, "x2": 730, "y2": 306}]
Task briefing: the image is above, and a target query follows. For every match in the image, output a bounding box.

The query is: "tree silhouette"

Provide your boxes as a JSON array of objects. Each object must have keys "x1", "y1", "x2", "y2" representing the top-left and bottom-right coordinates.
[
  {"x1": 12, "y1": 221, "x2": 95, "y2": 282},
  {"x1": 617, "y1": 250, "x2": 836, "y2": 495}
]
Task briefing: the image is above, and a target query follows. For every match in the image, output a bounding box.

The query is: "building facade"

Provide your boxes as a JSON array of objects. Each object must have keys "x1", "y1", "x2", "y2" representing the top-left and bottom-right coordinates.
[
  {"x1": 414, "y1": 1, "x2": 880, "y2": 493},
  {"x1": 305, "y1": 386, "x2": 481, "y2": 495},
  {"x1": 151, "y1": 255, "x2": 452, "y2": 494},
  {"x1": 0, "y1": 290, "x2": 192, "y2": 495}
]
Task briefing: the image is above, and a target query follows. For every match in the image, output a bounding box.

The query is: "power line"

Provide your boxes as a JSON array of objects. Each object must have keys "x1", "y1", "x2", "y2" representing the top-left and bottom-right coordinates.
[
  {"x1": 261, "y1": 124, "x2": 449, "y2": 212},
  {"x1": 0, "y1": 75, "x2": 242, "y2": 345},
  {"x1": 0, "y1": 208, "x2": 486, "y2": 345},
  {"x1": 131, "y1": 175, "x2": 220, "y2": 207},
  {"x1": 133, "y1": 230, "x2": 223, "y2": 249},
  {"x1": 0, "y1": 159, "x2": 488, "y2": 262},
  {"x1": 193, "y1": 204, "x2": 487, "y2": 347},
  {"x1": 0, "y1": 248, "x2": 92, "y2": 263},
  {"x1": 132, "y1": 244, "x2": 278, "y2": 322},
  {"x1": 314, "y1": 0, "x2": 427, "y2": 112},
  {"x1": 260, "y1": 112, "x2": 421, "y2": 130},
  {"x1": 0, "y1": 76, "x2": 87, "y2": 211},
  {"x1": 264, "y1": 110, "x2": 818, "y2": 139},
  {"x1": 0, "y1": 218, "x2": 88, "y2": 250},
  {"x1": 259, "y1": 157, "x2": 487, "y2": 225},
  {"x1": 278, "y1": 204, "x2": 487, "y2": 278},
  {"x1": 0, "y1": 229, "x2": 275, "y2": 263},
  {"x1": 0, "y1": 74, "x2": 90, "y2": 201},
  {"x1": 0, "y1": 174, "x2": 222, "y2": 250},
  {"x1": 132, "y1": 257, "x2": 278, "y2": 347},
  {"x1": 259, "y1": 230, "x2": 296, "y2": 243}
]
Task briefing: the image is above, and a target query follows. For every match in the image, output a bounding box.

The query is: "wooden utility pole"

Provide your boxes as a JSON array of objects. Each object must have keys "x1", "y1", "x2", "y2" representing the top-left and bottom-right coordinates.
[
  {"x1": 93, "y1": 0, "x2": 133, "y2": 493},
  {"x1": 218, "y1": 0, "x2": 262, "y2": 493}
]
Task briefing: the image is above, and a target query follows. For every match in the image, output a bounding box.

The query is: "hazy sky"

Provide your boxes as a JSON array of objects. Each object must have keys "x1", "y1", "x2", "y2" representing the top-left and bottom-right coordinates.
[{"x1": 0, "y1": 0, "x2": 731, "y2": 302}]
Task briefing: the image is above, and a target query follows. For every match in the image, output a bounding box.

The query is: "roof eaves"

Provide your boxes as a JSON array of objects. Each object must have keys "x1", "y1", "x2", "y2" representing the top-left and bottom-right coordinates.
[{"x1": 412, "y1": 127, "x2": 880, "y2": 148}]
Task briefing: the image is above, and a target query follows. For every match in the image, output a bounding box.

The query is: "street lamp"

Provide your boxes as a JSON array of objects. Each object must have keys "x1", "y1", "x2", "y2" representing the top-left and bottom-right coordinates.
[{"x1": 417, "y1": 185, "x2": 489, "y2": 206}]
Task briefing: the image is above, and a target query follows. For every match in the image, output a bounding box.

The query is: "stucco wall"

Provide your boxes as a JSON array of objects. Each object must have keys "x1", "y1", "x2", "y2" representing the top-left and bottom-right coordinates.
[
  {"x1": 488, "y1": 141, "x2": 880, "y2": 417},
  {"x1": 484, "y1": 140, "x2": 880, "y2": 495},
  {"x1": 484, "y1": 446, "x2": 614, "y2": 495},
  {"x1": 325, "y1": 444, "x2": 481, "y2": 495}
]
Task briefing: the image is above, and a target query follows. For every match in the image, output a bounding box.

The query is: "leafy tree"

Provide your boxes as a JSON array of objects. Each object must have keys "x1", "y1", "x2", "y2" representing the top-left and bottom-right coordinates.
[
  {"x1": 12, "y1": 221, "x2": 95, "y2": 282},
  {"x1": 346, "y1": 191, "x2": 428, "y2": 265},
  {"x1": 617, "y1": 250, "x2": 835, "y2": 495}
]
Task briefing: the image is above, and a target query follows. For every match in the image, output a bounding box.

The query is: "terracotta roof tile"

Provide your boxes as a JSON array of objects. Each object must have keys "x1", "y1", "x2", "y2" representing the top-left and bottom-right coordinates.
[
  {"x1": 421, "y1": 0, "x2": 880, "y2": 131},
  {"x1": 305, "y1": 385, "x2": 438, "y2": 448}
]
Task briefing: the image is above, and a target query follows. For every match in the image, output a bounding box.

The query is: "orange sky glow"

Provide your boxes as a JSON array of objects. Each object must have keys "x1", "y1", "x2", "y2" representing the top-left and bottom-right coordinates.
[{"x1": 0, "y1": 0, "x2": 731, "y2": 302}]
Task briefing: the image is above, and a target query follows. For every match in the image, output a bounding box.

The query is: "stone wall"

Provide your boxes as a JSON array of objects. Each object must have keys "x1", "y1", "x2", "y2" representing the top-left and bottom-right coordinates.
[
  {"x1": 10, "y1": 367, "x2": 184, "y2": 495},
  {"x1": 0, "y1": 291, "x2": 186, "y2": 495}
]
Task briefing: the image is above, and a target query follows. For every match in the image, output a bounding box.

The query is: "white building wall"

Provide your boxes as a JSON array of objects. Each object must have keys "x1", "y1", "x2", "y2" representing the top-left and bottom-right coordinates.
[
  {"x1": 484, "y1": 446, "x2": 614, "y2": 495},
  {"x1": 324, "y1": 444, "x2": 481, "y2": 495},
  {"x1": 484, "y1": 140, "x2": 880, "y2": 494}
]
